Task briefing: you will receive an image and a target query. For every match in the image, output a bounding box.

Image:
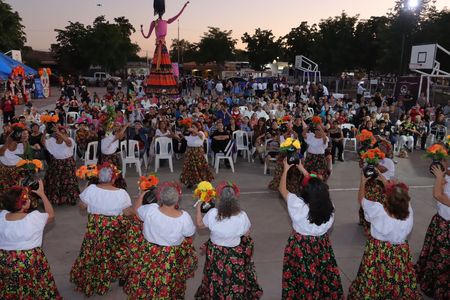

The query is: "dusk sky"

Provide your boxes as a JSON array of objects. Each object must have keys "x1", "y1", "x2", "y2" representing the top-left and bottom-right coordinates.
[{"x1": 6, "y1": 0, "x2": 449, "y2": 57}]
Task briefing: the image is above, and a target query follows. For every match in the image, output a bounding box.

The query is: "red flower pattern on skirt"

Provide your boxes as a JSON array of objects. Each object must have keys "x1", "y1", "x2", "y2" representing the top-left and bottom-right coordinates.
[
  {"x1": 44, "y1": 156, "x2": 80, "y2": 205},
  {"x1": 180, "y1": 147, "x2": 214, "y2": 186}
]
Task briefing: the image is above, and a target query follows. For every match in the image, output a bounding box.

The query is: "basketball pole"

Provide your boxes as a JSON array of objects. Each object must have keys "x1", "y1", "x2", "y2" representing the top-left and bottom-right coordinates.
[{"x1": 399, "y1": 33, "x2": 406, "y2": 75}]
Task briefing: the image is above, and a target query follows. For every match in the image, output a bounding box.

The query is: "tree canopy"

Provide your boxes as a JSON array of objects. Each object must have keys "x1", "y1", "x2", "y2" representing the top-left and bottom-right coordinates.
[
  {"x1": 51, "y1": 16, "x2": 140, "y2": 74},
  {"x1": 0, "y1": 0, "x2": 26, "y2": 52},
  {"x1": 242, "y1": 29, "x2": 282, "y2": 71}
]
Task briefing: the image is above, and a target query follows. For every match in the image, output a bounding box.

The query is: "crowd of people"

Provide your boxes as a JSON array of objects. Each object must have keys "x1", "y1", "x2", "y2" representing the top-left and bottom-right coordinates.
[{"x1": 0, "y1": 78, "x2": 449, "y2": 299}]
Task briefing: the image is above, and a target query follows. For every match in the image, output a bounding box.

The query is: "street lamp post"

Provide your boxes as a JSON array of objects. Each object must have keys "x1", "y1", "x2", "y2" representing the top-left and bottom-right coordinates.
[{"x1": 399, "y1": 0, "x2": 420, "y2": 75}]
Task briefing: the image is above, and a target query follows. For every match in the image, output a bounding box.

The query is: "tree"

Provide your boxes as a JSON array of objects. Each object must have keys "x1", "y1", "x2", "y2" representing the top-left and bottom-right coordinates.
[
  {"x1": 281, "y1": 22, "x2": 317, "y2": 63},
  {"x1": 313, "y1": 13, "x2": 359, "y2": 74},
  {"x1": 196, "y1": 27, "x2": 236, "y2": 65},
  {"x1": 169, "y1": 39, "x2": 198, "y2": 63},
  {"x1": 0, "y1": 0, "x2": 26, "y2": 52},
  {"x1": 51, "y1": 22, "x2": 91, "y2": 73},
  {"x1": 241, "y1": 28, "x2": 282, "y2": 71}
]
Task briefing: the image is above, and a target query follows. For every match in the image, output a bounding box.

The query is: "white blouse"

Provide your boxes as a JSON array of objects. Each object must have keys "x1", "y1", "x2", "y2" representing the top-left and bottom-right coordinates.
[
  {"x1": 203, "y1": 208, "x2": 251, "y2": 247},
  {"x1": 287, "y1": 193, "x2": 334, "y2": 236},
  {"x1": 379, "y1": 158, "x2": 395, "y2": 180},
  {"x1": 186, "y1": 133, "x2": 205, "y2": 148},
  {"x1": 439, "y1": 175, "x2": 450, "y2": 220},
  {"x1": 0, "y1": 210, "x2": 48, "y2": 251},
  {"x1": 306, "y1": 132, "x2": 328, "y2": 154},
  {"x1": 138, "y1": 203, "x2": 196, "y2": 246},
  {"x1": 0, "y1": 143, "x2": 24, "y2": 166},
  {"x1": 101, "y1": 134, "x2": 119, "y2": 155},
  {"x1": 45, "y1": 137, "x2": 74, "y2": 159},
  {"x1": 362, "y1": 198, "x2": 413, "y2": 244},
  {"x1": 80, "y1": 185, "x2": 131, "y2": 216},
  {"x1": 155, "y1": 129, "x2": 171, "y2": 138}
]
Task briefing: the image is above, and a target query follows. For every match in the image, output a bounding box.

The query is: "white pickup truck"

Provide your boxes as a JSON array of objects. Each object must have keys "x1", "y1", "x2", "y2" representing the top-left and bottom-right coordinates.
[{"x1": 80, "y1": 72, "x2": 121, "y2": 86}]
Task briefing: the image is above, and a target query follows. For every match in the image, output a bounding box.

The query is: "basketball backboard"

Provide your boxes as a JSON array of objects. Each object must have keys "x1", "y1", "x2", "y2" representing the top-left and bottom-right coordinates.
[{"x1": 409, "y1": 44, "x2": 437, "y2": 70}]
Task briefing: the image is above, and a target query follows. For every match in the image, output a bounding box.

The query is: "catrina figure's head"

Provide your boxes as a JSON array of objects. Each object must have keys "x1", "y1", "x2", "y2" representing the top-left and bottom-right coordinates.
[{"x1": 154, "y1": 0, "x2": 165, "y2": 19}]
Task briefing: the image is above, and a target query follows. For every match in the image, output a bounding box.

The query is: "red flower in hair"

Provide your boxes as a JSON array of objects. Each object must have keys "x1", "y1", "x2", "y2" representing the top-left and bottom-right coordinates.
[{"x1": 216, "y1": 181, "x2": 240, "y2": 198}]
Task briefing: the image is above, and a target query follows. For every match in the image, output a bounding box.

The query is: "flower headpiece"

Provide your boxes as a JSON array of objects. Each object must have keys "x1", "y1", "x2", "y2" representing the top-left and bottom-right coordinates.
[
  {"x1": 216, "y1": 181, "x2": 240, "y2": 199},
  {"x1": 193, "y1": 181, "x2": 217, "y2": 206},
  {"x1": 76, "y1": 164, "x2": 99, "y2": 180},
  {"x1": 280, "y1": 137, "x2": 301, "y2": 152},
  {"x1": 425, "y1": 144, "x2": 449, "y2": 160},
  {"x1": 178, "y1": 118, "x2": 193, "y2": 128},
  {"x1": 384, "y1": 182, "x2": 409, "y2": 197},
  {"x1": 356, "y1": 129, "x2": 376, "y2": 149},
  {"x1": 11, "y1": 122, "x2": 26, "y2": 131},
  {"x1": 16, "y1": 159, "x2": 43, "y2": 173},
  {"x1": 276, "y1": 115, "x2": 292, "y2": 125},
  {"x1": 156, "y1": 181, "x2": 182, "y2": 202},
  {"x1": 40, "y1": 115, "x2": 59, "y2": 124},
  {"x1": 311, "y1": 116, "x2": 322, "y2": 126},
  {"x1": 138, "y1": 174, "x2": 159, "y2": 191},
  {"x1": 360, "y1": 148, "x2": 386, "y2": 165},
  {"x1": 10, "y1": 186, "x2": 29, "y2": 210},
  {"x1": 301, "y1": 172, "x2": 322, "y2": 186},
  {"x1": 445, "y1": 135, "x2": 450, "y2": 149},
  {"x1": 98, "y1": 162, "x2": 121, "y2": 181}
]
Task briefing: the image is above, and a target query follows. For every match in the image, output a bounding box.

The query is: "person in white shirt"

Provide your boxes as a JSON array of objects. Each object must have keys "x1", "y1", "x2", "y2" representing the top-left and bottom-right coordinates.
[
  {"x1": 0, "y1": 181, "x2": 61, "y2": 299},
  {"x1": 278, "y1": 159, "x2": 343, "y2": 299},
  {"x1": 302, "y1": 121, "x2": 331, "y2": 181},
  {"x1": 415, "y1": 165, "x2": 450, "y2": 299},
  {"x1": 215, "y1": 81, "x2": 223, "y2": 96},
  {"x1": 180, "y1": 123, "x2": 214, "y2": 188},
  {"x1": 70, "y1": 164, "x2": 133, "y2": 297},
  {"x1": 349, "y1": 172, "x2": 421, "y2": 299},
  {"x1": 125, "y1": 182, "x2": 197, "y2": 299},
  {"x1": 43, "y1": 126, "x2": 80, "y2": 205},
  {"x1": 195, "y1": 182, "x2": 263, "y2": 299}
]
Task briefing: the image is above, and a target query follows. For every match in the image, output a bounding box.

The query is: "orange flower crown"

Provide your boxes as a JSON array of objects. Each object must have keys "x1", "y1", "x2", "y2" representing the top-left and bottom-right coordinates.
[
  {"x1": 138, "y1": 174, "x2": 159, "y2": 191},
  {"x1": 179, "y1": 118, "x2": 193, "y2": 128},
  {"x1": 16, "y1": 159, "x2": 43, "y2": 173},
  {"x1": 425, "y1": 143, "x2": 449, "y2": 160},
  {"x1": 11, "y1": 122, "x2": 26, "y2": 130},
  {"x1": 76, "y1": 164, "x2": 99, "y2": 180},
  {"x1": 311, "y1": 116, "x2": 322, "y2": 125},
  {"x1": 40, "y1": 115, "x2": 59, "y2": 123},
  {"x1": 361, "y1": 147, "x2": 385, "y2": 163}
]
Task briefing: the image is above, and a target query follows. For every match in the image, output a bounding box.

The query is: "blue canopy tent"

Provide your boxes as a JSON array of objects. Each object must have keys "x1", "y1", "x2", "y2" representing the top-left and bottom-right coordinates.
[{"x1": 0, "y1": 52, "x2": 37, "y2": 80}]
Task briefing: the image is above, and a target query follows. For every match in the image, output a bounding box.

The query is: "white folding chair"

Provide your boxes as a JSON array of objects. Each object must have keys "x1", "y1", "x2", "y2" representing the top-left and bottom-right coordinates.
[
  {"x1": 84, "y1": 141, "x2": 98, "y2": 165},
  {"x1": 66, "y1": 112, "x2": 79, "y2": 127},
  {"x1": 288, "y1": 102, "x2": 296, "y2": 110},
  {"x1": 429, "y1": 123, "x2": 447, "y2": 146},
  {"x1": 239, "y1": 106, "x2": 249, "y2": 115},
  {"x1": 215, "y1": 140, "x2": 235, "y2": 174},
  {"x1": 341, "y1": 123, "x2": 357, "y2": 159},
  {"x1": 263, "y1": 139, "x2": 278, "y2": 175},
  {"x1": 154, "y1": 137, "x2": 173, "y2": 173},
  {"x1": 232, "y1": 130, "x2": 251, "y2": 163},
  {"x1": 120, "y1": 140, "x2": 142, "y2": 177},
  {"x1": 307, "y1": 107, "x2": 315, "y2": 116},
  {"x1": 203, "y1": 139, "x2": 210, "y2": 164},
  {"x1": 72, "y1": 140, "x2": 77, "y2": 160}
]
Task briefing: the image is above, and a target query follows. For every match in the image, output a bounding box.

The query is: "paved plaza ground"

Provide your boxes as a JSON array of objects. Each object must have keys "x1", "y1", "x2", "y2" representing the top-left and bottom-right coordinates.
[{"x1": 15, "y1": 89, "x2": 436, "y2": 299}]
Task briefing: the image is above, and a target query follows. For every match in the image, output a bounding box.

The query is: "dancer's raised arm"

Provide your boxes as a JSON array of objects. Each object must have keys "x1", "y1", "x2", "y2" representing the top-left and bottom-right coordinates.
[
  {"x1": 168, "y1": 1, "x2": 189, "y2": 24},
  {"x1": 141, "y1": 20, "x2": 155, "y2": 39}
]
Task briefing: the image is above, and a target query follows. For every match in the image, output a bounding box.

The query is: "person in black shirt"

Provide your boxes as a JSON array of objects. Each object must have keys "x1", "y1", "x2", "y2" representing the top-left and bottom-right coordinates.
[
  {"x1": 292, "y1": 116, "x2": 308, "y2": 156},
  {"x1": 29, "y1": 123, "x2": 45, "y2": 159},
  {"x1": 329, "y1": 120, "x2": 344, "y2": 163},
  {"x1": 210, "y1": 120, "x2": 231, "y2": 168}
]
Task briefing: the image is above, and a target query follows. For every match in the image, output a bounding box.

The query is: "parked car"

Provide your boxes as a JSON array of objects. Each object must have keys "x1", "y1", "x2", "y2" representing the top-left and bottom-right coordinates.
[{"x1": 80, "y1": 72, "x2": 121, "y2": 87}]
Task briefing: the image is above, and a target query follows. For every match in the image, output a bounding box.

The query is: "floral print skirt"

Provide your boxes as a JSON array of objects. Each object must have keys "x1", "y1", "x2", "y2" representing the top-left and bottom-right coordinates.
[
  {"x1": 0, "y1": 247, "x2": 61, "y2": 300},
  {"x1": 415, "y1": 214, "x2": 449, "y2": 300},
  {"x1": 282, "y1": 232, "x2": 343, "y2": 300},
  {"x1": 304, "y1": 153, "x2": 329, "y2": 181},
  {"x1": 268, "y1": 153, "x2": 304, "y2": 195},
  {"x1": 70, "y1": 214, "x2": 129, "y2": 297},
  {"x1": 123, "y1": 238, "x2": 198, "y2": 299},
  {"x1": 180, "y1": 147, "x2": 214, "y2": 186},
  {"x1": 0, "y1": 165, "x2": 21, "y2": 210},
  {"x1": 99, "y1": 152, "x2": 127, "y2": 190},
  {"x1": 44, "y1": 156, "x2": 80, "y2": 205},
  {"x1": 195, "y1": 237, "x2": 263, "y2": 300},
  {"x1": 359, "y1": 179, "x2": 386, "y2": 236},
  {"x1": 348, "y1": 237, "x2": 421, "y2": 300}
]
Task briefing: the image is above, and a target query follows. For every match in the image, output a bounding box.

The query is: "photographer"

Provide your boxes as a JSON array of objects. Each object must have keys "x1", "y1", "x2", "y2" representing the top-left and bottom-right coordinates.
[{"x1": 0, "y1": 180, "x2": 61, "y2": 299}]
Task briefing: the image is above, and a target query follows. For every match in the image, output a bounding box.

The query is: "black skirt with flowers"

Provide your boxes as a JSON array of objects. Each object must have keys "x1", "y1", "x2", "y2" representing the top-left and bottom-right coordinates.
[
  {"x1": 44, "y1": 156, "x2": 80, "y2": 205},
  {"x1": 282, "y1": 231, "x2": 343, "y2": 300},
  {"x1": 195, "y1": 237, "x2": 263, "y2": 300},
  {"x1": 415, "y1": 214, "x2": 449, "y2": 300}
]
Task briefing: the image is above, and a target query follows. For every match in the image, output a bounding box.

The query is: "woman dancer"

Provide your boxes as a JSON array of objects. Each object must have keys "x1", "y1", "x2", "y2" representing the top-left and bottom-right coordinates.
[
  {"x1": 124, "y1": 182, "x2": 197, "y2": 299},
  {"x1": 141, "y1": 0, "x2": 190, "y2": 95},
  {"x1": 70, "y1": 163, "x2": 133, "y2": 296},
  {"x1": 0, "y1": 181, "x2": 61, "y2": 299},
  {"x1": 348, "y1": 172, "x2": 421, "y2": 299},
  {"x1": 44, "y1": 126, "x2": 80, "y2": 205},
  {"x1": 195, "y1": 182, "x2": 263, "y2": 299},
  {"x1": 303, "y1": 121, "x2": 330, "y2": 181},
  {"x1": 279, "y1": 159, "x2": 343, "y2": 299},
  {"x1": 180, "y1": 123, "x2": 214, "y2": 188},
  {"x1": 415, "y1": 165, "x2": 450, "y2": 299}
]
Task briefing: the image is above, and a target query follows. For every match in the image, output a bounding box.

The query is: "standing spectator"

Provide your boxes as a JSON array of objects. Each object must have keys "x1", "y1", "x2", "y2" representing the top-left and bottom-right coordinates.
[{"x1": 1, "y1": 94, "x2": 15, "y2": 123}]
